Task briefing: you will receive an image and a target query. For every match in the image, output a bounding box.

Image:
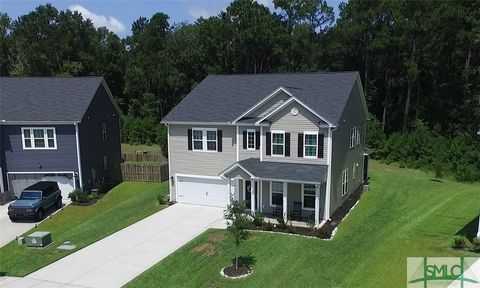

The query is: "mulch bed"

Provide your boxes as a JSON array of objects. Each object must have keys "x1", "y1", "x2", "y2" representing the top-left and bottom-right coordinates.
[
  {"x1": 222, "y1": 265, "x2": 252, "y2": 278},
  {"x1": 249, "y1": 185, "x2": 366, "y2": 239}
]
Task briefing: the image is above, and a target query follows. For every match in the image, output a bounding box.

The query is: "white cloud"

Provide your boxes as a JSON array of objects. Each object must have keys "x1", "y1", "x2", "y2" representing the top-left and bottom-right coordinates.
[
  {"x1": 188, "y1": 7, "x2": 212, "y2": 20},
  {"x1": 256, "y1": 0, "x2": 273, "y2": 9},
  {"x1": 69, "y1": 4, "x2": 126, "y2": 34}
]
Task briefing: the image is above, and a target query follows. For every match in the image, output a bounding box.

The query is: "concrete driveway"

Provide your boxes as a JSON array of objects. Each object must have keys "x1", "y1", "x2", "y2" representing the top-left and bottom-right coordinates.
[
  {"x1": 0, "y1": 203, "x2": 225, "y2": 288},
  {"x1": 0, "y1": 200, "x2": 70, "y2": 248}
]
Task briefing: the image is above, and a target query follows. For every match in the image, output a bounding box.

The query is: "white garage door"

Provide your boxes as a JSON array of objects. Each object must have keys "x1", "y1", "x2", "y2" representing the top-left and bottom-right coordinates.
[
  {"x1": 177, "y1": 176, "x2": 229, "y2": 207},
  {"x1": 42, "y1": 176, "x2": 74, "y2": 201}
]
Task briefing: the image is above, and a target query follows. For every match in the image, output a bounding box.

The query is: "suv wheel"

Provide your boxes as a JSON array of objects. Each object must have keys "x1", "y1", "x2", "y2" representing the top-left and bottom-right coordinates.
[
  {"x1": 35, "y1": 208, "x2": 44, "y2": 222},
  {"x1": 56, "y1": 197, "x2": 62, "y2": 209}
]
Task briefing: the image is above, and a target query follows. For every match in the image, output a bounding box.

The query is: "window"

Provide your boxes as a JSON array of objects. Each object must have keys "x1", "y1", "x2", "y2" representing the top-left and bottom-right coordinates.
[
  {"x1": 270, "y1": 181, "x2": 283, "y2": 206},
  {"x1": 247, "y1": 129, "x2": 256, "y2": 150},
  {"x1": 271, "y1": 131, "x2": 285, "y2": 156},
  {"x1": 356, "y1": 126, "x2": 361, "y2": 145},
  {"x1": 192, "y1": 128, "x2": 217, "y2": 152},
  {"x1": 353, "y1": 163, "x2": 356, "y2": 180},
  {"x1": 302, "y1": 184, "x2": 316, "y2": 210},
  {"x1": 350, "y1": 127, "x2": 356, "y2": 148},
  {"x1": 103, "y1": 155, "x2": 108, "y2": 170},
  {"x1": 304, "y1": 132, "x2": 317, "y2": 158},
  {"x1": 342, "y1": 169, "x2": 349, "y2": 196},
  {"x1": 102, "y1": 123, "x2": 107, "y2": 141},
  {"x1": 22, "y1": 127, "x2": 56, "y2": 149}
]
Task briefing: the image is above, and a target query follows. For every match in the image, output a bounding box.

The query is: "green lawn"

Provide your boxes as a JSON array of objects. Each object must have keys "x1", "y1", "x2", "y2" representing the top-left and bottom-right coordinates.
[
  {"x1": 121, "y1": 144, "x2": 162, "y2": 155},
  {"x1": 0, "y1": 182, "x2": 168, "y2": 276},
  {"x1": 126, "y1": 161, "x2": 479, "y2": 288}
]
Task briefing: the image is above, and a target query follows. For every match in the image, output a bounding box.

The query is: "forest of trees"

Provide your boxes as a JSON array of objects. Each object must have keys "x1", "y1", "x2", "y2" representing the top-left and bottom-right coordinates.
[{"x1": 0, "y1": 0, "x2": 479, "y2": 180}]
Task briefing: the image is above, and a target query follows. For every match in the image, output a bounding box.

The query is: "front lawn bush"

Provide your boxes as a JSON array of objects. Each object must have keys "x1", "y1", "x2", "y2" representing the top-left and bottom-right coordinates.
[
  {"x1": 252, "y1": 211, "x2": 264, "y2": 227},
  {"x1": 471, "y1": 237, "x2": 480, "y2": 253},
  {"x1": 452, "y1": 235, "x2": 471, "y2": 249}
]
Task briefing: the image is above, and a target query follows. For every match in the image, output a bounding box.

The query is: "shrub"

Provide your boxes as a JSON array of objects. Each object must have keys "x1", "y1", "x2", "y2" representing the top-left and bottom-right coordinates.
[
  {"x1": 277, "y1": 217, "x2": 287, "y2": 230},
  {"x1": 264, "y1": 220, "x2": 274, "y2": 231},
  {"x1": 251, "y1": 211, "x2": 264, "y2": 227},
  {"x1": 157, "y1": 193, "x2": 166, "y2": 205},
  {"x1": 452, "y1": 235, "x2": 471, "y2": 249},
  {"x1": 306, "y1": 218, "x2": 316, "y2": 231},
  {"x1": 69, "y1": 189, "x2": 90, "y2": 203},
  {"x1": 471, "y1": 238, "x2": 480, "y2": 253}
]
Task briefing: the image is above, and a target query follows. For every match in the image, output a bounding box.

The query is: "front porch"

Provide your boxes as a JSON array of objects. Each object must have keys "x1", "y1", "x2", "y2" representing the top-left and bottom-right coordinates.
[{"x1": 220, "y1": 158, "x2": 328, "y2": 226}]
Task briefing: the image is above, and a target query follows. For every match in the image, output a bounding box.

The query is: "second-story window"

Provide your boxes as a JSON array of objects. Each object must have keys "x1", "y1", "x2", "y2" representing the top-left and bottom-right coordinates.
[
  {"x1": 22, "y1": 127, "x2": 57, "y2": 150},
  {"x1": 356, "y1": 126, "x2": 361, "y2": 145},
  {"x1": 247, "y1": 129, "x2": 255, "y2": 150},
  {"x1": 192, "y1": 128, "x2": 217, "y2": 152},
  {"x1": 304, "y1": 132, "x2": 317, "y2": 158},
  {"x1": 102, "y1": 123, "x2": 107, "y2": 141},
  {"x1": 193, "y1": 129, "x2": 204, "y2": 150},
  {"x1": 271, "y1": 131, "x2": 285, "y2": 156},
  {"x1": 350, "y1": 127, "x2": 357, "y2": 148}
]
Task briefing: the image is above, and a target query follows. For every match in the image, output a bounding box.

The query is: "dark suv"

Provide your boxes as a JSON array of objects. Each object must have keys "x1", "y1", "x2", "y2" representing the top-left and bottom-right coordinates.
[{"x1": 8, "y1": 181, "x2": 62, "y2": 222}]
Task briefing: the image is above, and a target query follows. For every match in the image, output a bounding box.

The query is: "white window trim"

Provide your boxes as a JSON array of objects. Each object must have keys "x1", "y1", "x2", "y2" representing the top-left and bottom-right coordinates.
[
  {"x1": 356, "y1": 126, "x2": 361, "y2": 145},
  {"x1": 301, "y1": 183, "x2": 316, "y2": 211},
  {"x1": 271, "y1": 130, "x2": 285, "y2": 157},
  {"x1": 246, "y1": 129, "x2": 256, "y2": 151},
  {"x1": 192, "y1": 127, "x2": 218, "y2": 152},
  {"x1": 269, "y1": 181, "x2": 284, "y2": 207},
  {"x1": 21, "y1": 127, "x2": 57, "y2": 150},
  {"x1": 303, "y1": 131, "x2": 318, "y2": 159},
  {"x1": 342, "y1": 169, "x2": 349, "y2": 196},
  {"x1": 102, "y1": 123, "x2": 107, "y2": 141},
  {"x1": 350, "y1": 127, "x2": 357, "y2": 148}
]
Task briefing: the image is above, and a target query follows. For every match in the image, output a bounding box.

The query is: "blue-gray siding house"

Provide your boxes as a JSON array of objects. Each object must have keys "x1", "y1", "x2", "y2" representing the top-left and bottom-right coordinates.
[{"x1": 0, "y1": 77, "x2": 122, "y2": 199}]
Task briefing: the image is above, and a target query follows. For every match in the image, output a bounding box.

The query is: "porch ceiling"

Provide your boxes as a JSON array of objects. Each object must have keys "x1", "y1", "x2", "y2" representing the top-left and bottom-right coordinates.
[{"x1": 220, "y1": 158, "x2": 327, "y2": 183}]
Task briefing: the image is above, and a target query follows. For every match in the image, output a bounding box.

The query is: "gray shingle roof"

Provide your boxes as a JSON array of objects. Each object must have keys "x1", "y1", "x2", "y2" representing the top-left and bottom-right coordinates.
[
  {"x1": 162, "y1": 72, "x2": 359, "y2": 126},
  {"x1": 224, "y1": 158, "x2": 327, "y2": 183},
  {"x1": 0, "y1": 77, "x2": 104, "y2": 122}
]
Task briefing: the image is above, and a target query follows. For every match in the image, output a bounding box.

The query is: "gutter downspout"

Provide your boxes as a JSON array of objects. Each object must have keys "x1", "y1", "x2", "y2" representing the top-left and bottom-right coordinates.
[
  {"x1": 74, "y1": 123, "x2": 83, "y2": 189},
  {"x1": 324, "y1": 126, "x2": 336, "y2": 220}
]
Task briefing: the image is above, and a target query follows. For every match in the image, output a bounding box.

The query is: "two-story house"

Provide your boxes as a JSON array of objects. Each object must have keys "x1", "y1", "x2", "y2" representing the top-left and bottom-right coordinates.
[
  {"x1": 162, "y1": 72, "x2": 368, "y2": 226},
  {"x1": 0, "y1": 77, "x2": 122, "y2": 200}
]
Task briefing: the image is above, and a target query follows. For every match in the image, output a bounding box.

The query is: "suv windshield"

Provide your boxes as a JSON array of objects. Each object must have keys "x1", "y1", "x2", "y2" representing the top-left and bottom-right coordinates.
[{"x1": 19, "y1": 191, "x2": 42, "y2": 200}]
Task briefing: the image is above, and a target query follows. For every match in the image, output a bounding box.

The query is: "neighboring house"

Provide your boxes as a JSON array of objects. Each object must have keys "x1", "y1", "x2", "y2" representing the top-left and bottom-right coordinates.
[
  {"x1": 0, "y1": 77, "x2": 122, "y2": 200},
  {"x1": 162, "y1": 72, "x2": 368, "y2": 225}
]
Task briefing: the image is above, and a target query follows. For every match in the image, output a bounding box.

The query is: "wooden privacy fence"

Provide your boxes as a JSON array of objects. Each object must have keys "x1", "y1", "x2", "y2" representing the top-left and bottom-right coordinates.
[
  {"x1": 121, "y1": 163, "x2": 169, "y2": 182},
  {"x1": 122, "y1": 153, "x2": 165, "y2": 163}
]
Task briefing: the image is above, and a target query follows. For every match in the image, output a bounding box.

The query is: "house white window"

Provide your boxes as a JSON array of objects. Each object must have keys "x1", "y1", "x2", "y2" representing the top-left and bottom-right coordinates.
[
  {"x1": 247, "y1": 129, "x2": 256, "y2": 150},
  {"x1": 356, "y1": 126, "x2": 361, "y2": 145},
  {"x1": 22, "y1": 127, "x2": 57, "y2": 150},
  {"x1": 192, "y1": 128, "x2": 217, "y2": 152},
  {"x1": 103, "y1": 155, "x2": 108, "y2": 170},
  {"x1": 350, "y1": 127, "x2": 357, "y2": 148},
  {"x1": 304, "y1": 132, "x2": 317, "y2": 158},
  {"x1": 270, "y1": 181, "x2": 283, "y2": 206},
  {"x1": 302, "y1": 184, "x2": 316, "y2": 210},
  {"x1": 271, "y1": 131, "x2": 285, "y2": 156},
  {"x1": 102, "y1": 123, "x2": 107, "y2": 141},
  {"x1": 342, "y1": 169, "x2": 349, "y2": 196}
]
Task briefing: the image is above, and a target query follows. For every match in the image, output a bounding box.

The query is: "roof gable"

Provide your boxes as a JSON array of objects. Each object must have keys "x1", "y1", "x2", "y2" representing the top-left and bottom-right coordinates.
[
  {"x1": 0, "y1": 77, "x2": 115, "y2": 123},
  {"x1": 161, "y1": 72, "x2": 360, "y2": 126}
]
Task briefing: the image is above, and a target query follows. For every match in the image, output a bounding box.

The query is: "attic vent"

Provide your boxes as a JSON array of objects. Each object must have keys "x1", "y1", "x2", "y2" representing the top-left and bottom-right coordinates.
[{"x1": 291, "y1": 107, "x2": 298, "y2": 116}]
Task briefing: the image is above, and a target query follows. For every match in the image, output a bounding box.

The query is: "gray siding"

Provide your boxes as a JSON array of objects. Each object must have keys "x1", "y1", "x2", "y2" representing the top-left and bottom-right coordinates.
[
  {"x1": 2, "y1": 125, "x2": 78, "y2": 173},
  {"x1": 79, "y1": 85, "x2": 122, "y2": 188},
  {"x1": 262, "y1": 102, "x2": 329, "y2": 165},
  {"x1": 329, "y1": 81, "x2": 366, "y2": 217},
  {"x1": 247, "y1": 91, "x2": 291, "y2": 118}
]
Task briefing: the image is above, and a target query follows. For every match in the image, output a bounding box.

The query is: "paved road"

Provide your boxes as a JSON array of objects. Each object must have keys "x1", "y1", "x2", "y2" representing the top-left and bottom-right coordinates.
[{"x1": 0, "y1": 203, "x2": 225, "y2": 288}]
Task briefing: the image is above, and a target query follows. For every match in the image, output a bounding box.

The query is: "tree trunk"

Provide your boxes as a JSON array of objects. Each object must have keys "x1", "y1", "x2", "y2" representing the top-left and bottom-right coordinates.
[
  {"x1": 402, "y1": 81, "x2": 412, "y2": 132},
  {"x1": 381, "y1": 69, "x2": 389, "y2": 132},
  {"x1": 235, "y1": 245, "x2": 239, "y2": 270}
]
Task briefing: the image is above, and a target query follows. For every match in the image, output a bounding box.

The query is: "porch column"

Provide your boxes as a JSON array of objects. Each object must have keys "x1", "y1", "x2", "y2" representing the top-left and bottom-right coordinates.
[
  {"x1": 227, "y1": 178, "x2": 232, "y2": 206},
  {"x1": 315, "y1": 184, "x2": 320, "y2": 225},
  {"x1": 283, "y1": 182, "x2": 288, "y2": 222},
  {"x1": 251, "y1": 179, "x2": 256, "y2": 213}
]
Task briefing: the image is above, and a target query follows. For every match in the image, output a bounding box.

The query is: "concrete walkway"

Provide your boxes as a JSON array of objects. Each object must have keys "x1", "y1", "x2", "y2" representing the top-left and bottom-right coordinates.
[{"x1": 0, "y1": 203, "x2": 225, "y2": 288}]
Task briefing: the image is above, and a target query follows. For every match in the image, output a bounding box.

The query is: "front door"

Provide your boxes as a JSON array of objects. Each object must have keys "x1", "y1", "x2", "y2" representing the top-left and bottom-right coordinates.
[{"x1": 245, "y1": 180, "x2": 259, "y2": 210}]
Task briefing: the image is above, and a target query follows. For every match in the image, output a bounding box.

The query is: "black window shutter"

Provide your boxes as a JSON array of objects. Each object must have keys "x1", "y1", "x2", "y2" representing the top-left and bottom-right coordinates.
[
  {"x1": 298, "y1": 133, "x2": 304, "y2": 157},
  {"x1": 318, "y1": 134, "x2": 324, "y2": 158},
  {"x1": 217, "y1": 130, "x2": 222, "y2": 152},
  {"x1": 285, "y1": 133, "x2": 291, "y2": 157},
  {"x1": 243, "y1": 131, "x2": 247, "y2": 149},
  {"x1": 255, "y1": 131, "x2": 260, "y2": 150},
  {"x1": 187, "y1": 129, "x2": 192, "y2": 150},
  {"x1": 266, "y1": 132, "x2": 271, "y2": 155}
]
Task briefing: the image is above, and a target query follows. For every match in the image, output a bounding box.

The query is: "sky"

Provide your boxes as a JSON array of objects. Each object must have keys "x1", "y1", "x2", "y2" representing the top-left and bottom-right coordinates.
[{"x1": 0, "y1": 0, "x2": 344, "y2": 38}]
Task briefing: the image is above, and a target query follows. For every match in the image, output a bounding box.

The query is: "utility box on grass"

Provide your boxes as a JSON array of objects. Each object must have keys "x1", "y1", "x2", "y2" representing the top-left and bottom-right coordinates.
[{"x1": 25, "y1": 231, "x2": 52, "y2": 248}]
